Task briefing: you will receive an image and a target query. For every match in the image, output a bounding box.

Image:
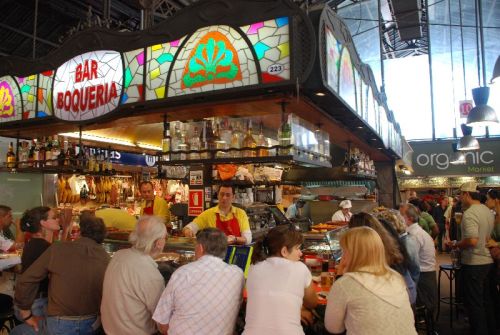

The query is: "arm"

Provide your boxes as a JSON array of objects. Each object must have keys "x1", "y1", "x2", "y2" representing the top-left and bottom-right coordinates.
[
  {"x1": 455, "y1": 212, "x2": 480, "y2": 250},
  {"x1": 325, "y1": 282, "x2": 347, "y2": 334},
  {"x1": 431, "y1": 224, "x2": 440, "y2": 239},
  {"x1": 182, "y1": 222, "x2": 199, "y2": 237},
  {"x1": 303, "y1": 282, "x2": 318, "y2": 309},
  {"x1": 152, "y1": 272, "x2": 179, "y2": 333}
]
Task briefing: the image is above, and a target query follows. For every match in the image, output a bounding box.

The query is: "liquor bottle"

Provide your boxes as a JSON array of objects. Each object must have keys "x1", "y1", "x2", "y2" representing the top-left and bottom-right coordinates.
[
  {"x1": 28, "y1": 140, "x2": 35, "y2": 167},
  {"x1": 69, "y1": 143, "x2": 78, "y2": 166},
  {"x1": 171, "y1": 122, "x2": 182, "y2": 160},
  {"x1": 33, "y1": 139, "x2": 40, "y2": 167},
  {"x1": 161, "y1": 122, "x2": 171, "y2": 162},
  {"x1": 214, "y1": 122, "x2": 226, "y2": 158},
  {"x1": 341, "y1": 152, "x2": 350, "y2": 173},
  {"x1": 278, "y1": 119, "x2": 292, "y2": 155},
  {"x1": 230, "y1": 123, "x2": 241, "y2": 158},
  {"x1": 242, "y1": 120, "x2": 257, "y2": 157},
  {"x1": 51, "y1": 135, "x2": 60, "y2": 166},
  {"x1": 19, "y1": 141, "x2": 29, "y2": 167},
  {"x1": 39, "y1": 138, "x2": 46, "y2": 167},
  {"x1": 179, "y1": 129, "x2": 189, "y2": 160},
  {"x1": 6, "y1": 142, "x2": 16, "y2": 168},
  {"x1": 257, "y1": 121, "x2": 269, "y2": 157},
  {"x1": 88, "y1": 150, "x2": 96, "y2": 172},
  {"x1": 189, "y1": 127, "x2": 201, "y2": 159},
  {"x1": 45, "y1": 136, "x2": 53, "y2": 166},
  {"x1": 205, "y1": 120, "x2": 217, "y2": 153}
]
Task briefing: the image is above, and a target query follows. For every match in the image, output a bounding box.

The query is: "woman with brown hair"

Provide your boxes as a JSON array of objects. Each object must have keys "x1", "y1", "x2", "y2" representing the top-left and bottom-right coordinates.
[
  {"x1": 243, "y1": 226, "x2": 317, "y2": 335},
  {"x1": 350, "y1": 212, "x2": 417, "y2": 304},
  {"x1": 325, "y1": 227, "x2": 416, "y2": 334}
]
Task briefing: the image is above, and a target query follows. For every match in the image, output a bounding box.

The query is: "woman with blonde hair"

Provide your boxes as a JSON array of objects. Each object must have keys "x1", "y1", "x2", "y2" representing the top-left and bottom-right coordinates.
[{"x1": 325, "y1": 227, "x2": 416, "y2": 334}]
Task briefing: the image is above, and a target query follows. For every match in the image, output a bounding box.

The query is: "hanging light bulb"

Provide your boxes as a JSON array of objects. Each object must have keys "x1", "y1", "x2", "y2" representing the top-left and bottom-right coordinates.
[
  {"x1": 457, "y1": 124, "x2": 480, "y2": 151},
  {"x1": 450, "y1": 143, "x2": 466, "y2": 165},
  {"x1": 466, "y1": 87, "x2": 499, "y2": 127}
]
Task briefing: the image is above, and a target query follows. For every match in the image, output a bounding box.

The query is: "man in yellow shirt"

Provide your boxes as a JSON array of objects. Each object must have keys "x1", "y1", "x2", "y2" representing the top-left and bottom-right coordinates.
[
  {"x1": 182, "y1": 186, "x2": 252, "y2": 245},
  {"x1": 139, "y1": 181, "x2": 171, "y2": 225}
]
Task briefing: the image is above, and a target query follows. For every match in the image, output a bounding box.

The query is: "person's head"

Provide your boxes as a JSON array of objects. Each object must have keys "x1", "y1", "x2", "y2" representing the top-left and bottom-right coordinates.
[
  {"x1": 20, "y1": 206, "x2": 59, "y2": 234},
  {"x1": 404, "y1": 203, "x2": 420, "y2": 225},
  {"x1": 440, "y1": 197, "x2": 449, "y2": 208},
  {"x1": 218, "y1": 185, "x2": 235, "y2": 211},
  {"x1": 194, "y1": 228, "x2": 228, "y2": 259},
  {"x1": 296, "y1": 199, "x2": 305, "y2": 209},
  {"x1": 376, "y1": 210, "x2": 407, "y2": 235},
  {"x1": 460, "y1": 182, "x2": 481, "y2": 207},
  {"x1": 129, "y1": 215, "x2": 167, "y2": 257},
  {"x1": 340, "y1": 226, "x2": 390, "y2": 276},
  {"x1": 139, "y1": 181, "x2": 155, "y2": 201},
  {"x1": 79, "y1": 216, "x2": 107, "y2": 244},
  {"x1": 349, "y1": 212, "x2": 403, "y2": 266},
  {"x1": 409, "y1": 190, "x2": 417, "y2": 199},
  {"x1": 0, "y1": 205, "x2": 13, "y2": 229},
  {"x1": 486, "y1": 189, "x2": 499, "y2": 210},
  {"x1": 252, "y1": 225, "x2": 304, "y2": 263},
  {"x1": 339, "y1": 200, "x2": 352, "y2": 215}
]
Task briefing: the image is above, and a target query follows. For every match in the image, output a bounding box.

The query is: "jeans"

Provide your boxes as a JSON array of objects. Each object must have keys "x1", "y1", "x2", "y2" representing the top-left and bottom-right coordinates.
[
  {"x1": 462, "y1": 264, "x2": 496, "y2": 335},
  {"x1": 10, "y1": 316, "x2": 98, "y2": 335}
]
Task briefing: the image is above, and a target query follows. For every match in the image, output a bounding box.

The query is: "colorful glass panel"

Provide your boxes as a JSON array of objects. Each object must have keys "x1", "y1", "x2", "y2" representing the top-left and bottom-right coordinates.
[
  {"x1": 37, "y1": 70, "x2": 54, "y2": 117},
  {"x1": 241, "y1": 17, "x2": 290, "y2": 83},
  {"x1": 354, "y1": 68, "x2": 362, "y2": 115},
  {"x1": 122, "y1": 48, "x2": 145, "y2": 104},
  {"x1": 15, "y1": 75, "x2": 37, "y2": 119},
  {"x1": 0, "y1": 75, "x2": 22, "y2": 123},
  {"x1": 338, "y1": 46, "x2": 356, "y2": 110},
  {"x1": 52, "y1": 50, "x2": 123, "y2": 122},
  {"x1": 168, "y1": 25, "x2": 258, "y2": 97},
  {"x1": 146, "y1": 38, "x2": 184, "y2": 100},
  {"x1": 325, "y1": 26, "x2": 340, "y2": 92}
]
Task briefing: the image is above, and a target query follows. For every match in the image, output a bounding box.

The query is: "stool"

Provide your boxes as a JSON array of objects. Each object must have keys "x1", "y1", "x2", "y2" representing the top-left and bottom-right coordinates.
[
  {"x1": 0, "y1": 309, "x2": 17, "y2": 334},
  {"x1": 437, "y1": 264, "x2": 462, "y2": 329}
]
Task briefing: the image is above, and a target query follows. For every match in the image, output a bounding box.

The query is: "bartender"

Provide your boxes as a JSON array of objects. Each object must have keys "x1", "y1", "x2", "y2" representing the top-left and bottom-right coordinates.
[
  {"x1": 285, "y1": 196, "x2": 305, "y2": 219},
  {"x1": 331, "y1": 200, "x2": 353, "y2": 222},
  {"x1": 182, "y1": 185, "x2": 252, "y2": 245},
  {"x1": 139, "y1": 181, "x2": 171, "y2": 225}
]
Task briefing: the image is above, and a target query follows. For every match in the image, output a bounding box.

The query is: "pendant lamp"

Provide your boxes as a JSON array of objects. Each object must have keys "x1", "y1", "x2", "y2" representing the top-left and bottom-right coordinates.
[
  {"x1": 450, "y1": 143, "x2": 466, "y2": 165},
  {"x1": 467, "y1": 0, "x2": 498, "y2": 127},
  {"x1": 457, "y1": 124, "x2": 480, "y2": 151},
  {"x1": 491, "y1": 56, "x2": 500, "y2": 83}
]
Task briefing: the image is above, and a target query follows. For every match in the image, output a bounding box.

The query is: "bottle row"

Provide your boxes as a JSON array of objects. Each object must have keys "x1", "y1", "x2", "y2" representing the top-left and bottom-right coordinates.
[
  {"x1": 4, "y1": 138, "x2": 114, "y2": 174},
  {"x1": 341, "y1": 146, "x2": 376, "y2": 176}
]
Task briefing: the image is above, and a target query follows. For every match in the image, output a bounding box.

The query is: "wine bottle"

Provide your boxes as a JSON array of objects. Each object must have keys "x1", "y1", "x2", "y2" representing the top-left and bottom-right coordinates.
[
  {"x1": 161, "y1": 122, "x2": 171, "y2": 162},
  {"x1": 242, "y1": 120, "x2": 257, "y2": 157},
  {"x1": 257, "y1": 121, "x2": 268, "y2": 157}
]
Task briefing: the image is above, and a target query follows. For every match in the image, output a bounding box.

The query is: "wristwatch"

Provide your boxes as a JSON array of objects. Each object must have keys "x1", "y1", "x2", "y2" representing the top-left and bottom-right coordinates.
[{"x1": 233, "y1": 236, "x2": 237, "y2": 244}]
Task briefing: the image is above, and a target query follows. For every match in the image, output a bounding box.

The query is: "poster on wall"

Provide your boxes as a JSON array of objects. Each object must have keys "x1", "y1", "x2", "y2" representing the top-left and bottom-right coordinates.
[
  {"x1": 189, "y1": 170, "x2": 203, "y2": 186},
  {"x1": 188, "y1": 189, "x2": 204, "y2": 216},
  {"x1": 52, "y1": 50, "x2": 123, "y2": 121}
]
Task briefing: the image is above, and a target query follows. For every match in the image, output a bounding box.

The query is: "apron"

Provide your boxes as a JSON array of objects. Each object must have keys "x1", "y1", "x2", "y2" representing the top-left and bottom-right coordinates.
[
  {"x1": 143, "y1": 203, "x2": 154, "y2": 215},
  {"x1": 215, "y1": 212, "x2": 241, "y2": 237}
]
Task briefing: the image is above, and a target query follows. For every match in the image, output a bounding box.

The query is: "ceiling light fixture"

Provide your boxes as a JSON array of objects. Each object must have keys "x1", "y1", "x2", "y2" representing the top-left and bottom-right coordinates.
[
  {"x1": 450, "y1": 143, "x2": 466, "y2": 165},
  {"x1": 466, "y1": 0, "x2": 498, "y2": 127},
  {"x1": 491, "y1": 55, "x2": 500, "y2": 83},
  {"x1": 457, "y1": 124, "x2": 480, "y2": 151},
  {"x1": 315, "y1": 92, "x2": 326, "y2": 96}
]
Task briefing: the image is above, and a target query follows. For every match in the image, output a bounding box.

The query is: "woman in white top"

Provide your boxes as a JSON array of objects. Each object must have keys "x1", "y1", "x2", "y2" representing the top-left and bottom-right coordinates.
[
  {"x1": 243, "y1": 226, "x2": 318, "y2": 335},
  {"x1": 325, "y1": 226, "x2": 417, "y2": 335}
]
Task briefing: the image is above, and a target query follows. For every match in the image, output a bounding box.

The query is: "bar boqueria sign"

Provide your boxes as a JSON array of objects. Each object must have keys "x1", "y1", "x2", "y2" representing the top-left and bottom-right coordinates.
[
  {"x1": 410, "y1": 140, "x2": 498, "y2": 176},
  {"x1": 0, "y1": 17, "x2": 291, "y2": 123}
]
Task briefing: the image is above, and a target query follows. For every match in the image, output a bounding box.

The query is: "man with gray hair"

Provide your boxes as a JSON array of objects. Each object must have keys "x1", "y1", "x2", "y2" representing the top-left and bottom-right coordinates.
[
  {"x1": 153, "y1": 228, "x2": 244, "y2": 335},
  {"x1": 101, "y1": 215, "x2": 167, "y2": 335}
]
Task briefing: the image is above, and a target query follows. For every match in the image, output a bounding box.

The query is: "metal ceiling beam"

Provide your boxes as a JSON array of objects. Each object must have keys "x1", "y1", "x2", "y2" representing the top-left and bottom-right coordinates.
[{"x1": 0, "y1": 22, "x2": 59, "y2": 48}]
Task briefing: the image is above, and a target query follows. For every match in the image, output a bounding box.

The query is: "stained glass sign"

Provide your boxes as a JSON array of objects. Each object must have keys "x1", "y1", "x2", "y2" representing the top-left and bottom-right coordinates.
[
  {"x1": 0, "y1": 76, "x2": 22, "y2": 123},
  {"x1": 52, "y1": 50, "x2": 123, "y2": 121},
  {"x1": 325, "y1": 27, "x2": 340, "y2": 92}
]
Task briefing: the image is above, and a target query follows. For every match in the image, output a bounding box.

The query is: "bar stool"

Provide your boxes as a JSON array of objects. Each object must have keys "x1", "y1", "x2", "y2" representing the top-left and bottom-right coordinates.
[{"x1": 437, "y1": 264, "x2": 462, "y2": 329}]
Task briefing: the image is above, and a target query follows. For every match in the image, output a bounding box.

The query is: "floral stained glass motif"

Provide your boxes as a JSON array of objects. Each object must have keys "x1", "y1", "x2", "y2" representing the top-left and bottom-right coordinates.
[
  {"x1": 168, "y1": 25, "x2": 258, "y2": 97},
  {"x1": 146, "y1": 38, "x2": 185, "y2": 100},
  {"x1": 325, "y1": 26, "x2": 341, "y2": 92},
  {"x1": 0, "y1": 76, "x2": 22, "y2": 123},
  {"x1": 338, "y1": 46, "x2": 356, "y2": 111},
  {"x1": 15, "y1": 75, "x2": 37, "y2": 119},
  {"x1": 37, "y1": 70, "x2": 54, "y2": 117},
  {"x1": 122, "y1": 48, "x2": 145, "y2": 104},
  {"x1": 241, "y1": 17, "x2": 290, "y2": 83},
  {"x1": 181, "y1": 31, "x2": 242, "y2": 89}
]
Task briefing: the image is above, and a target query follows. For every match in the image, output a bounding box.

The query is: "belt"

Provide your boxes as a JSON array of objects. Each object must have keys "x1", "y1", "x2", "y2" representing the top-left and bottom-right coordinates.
[{"x1": 54, "y1": 314, "x2": 97, "y2": 321}]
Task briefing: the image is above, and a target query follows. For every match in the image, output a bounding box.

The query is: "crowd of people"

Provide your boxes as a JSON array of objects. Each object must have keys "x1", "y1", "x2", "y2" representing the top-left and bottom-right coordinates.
[{"x1": 0, "y1": 180, "x2": 498, "y2": 335}]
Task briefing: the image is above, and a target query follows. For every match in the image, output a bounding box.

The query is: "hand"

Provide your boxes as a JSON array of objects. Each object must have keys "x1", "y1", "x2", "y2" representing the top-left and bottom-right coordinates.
[
  {"x1": 300, "y1": 307, "x2": 314, "y2": 326},
  {"x1": 182, "y1": 227, "x2": 194, "y2": 238},
  {"x1": 446, "y1": 240, "x2": 457, "y2": 249},
  {"x1": 486, "y1": 238, "x2": 499, "y2": 249},
  {"x1": 227, "y1": 235, "x2": 236, "y2": 244},
  {"x1": 26, "y1": 316, "x2": 42, "y2": 332}
]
